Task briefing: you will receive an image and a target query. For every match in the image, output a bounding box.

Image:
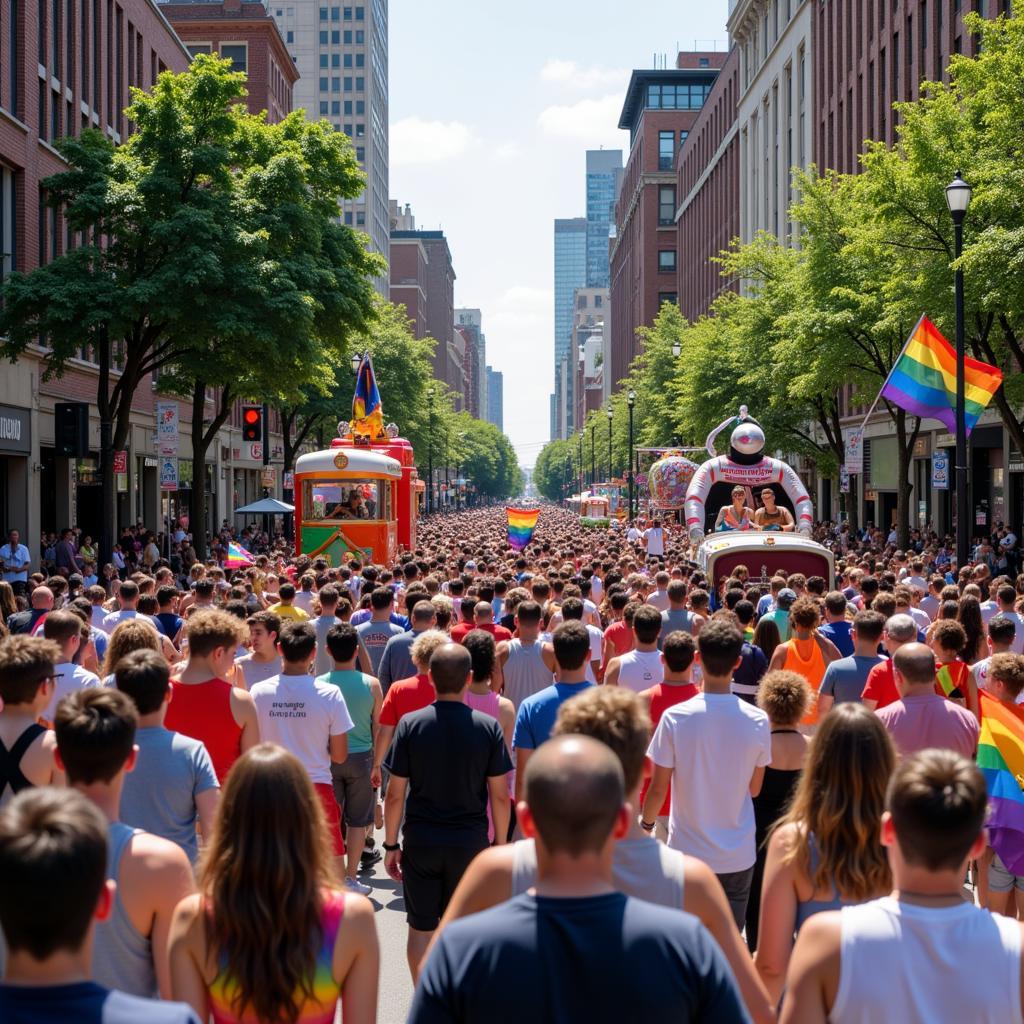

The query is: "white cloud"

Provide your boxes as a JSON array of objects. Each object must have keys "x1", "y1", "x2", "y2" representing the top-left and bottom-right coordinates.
[
  {"x1": 492, "y1": 141, "x2": 522, "y2": 162},
  {"x1": 537, "y1": 94, "x2": 626, "y2": 144},
  {"x1": 540, "y1": 59, "x2": 628, "y2": 91},
  {"x1": 390, "y1": 117, "x2": 474, "y2": 166}
]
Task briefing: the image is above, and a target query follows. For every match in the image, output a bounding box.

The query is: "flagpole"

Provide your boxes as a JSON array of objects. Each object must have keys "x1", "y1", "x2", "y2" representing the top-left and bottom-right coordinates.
[{"x1": 853, "y1": 313, "x2": 926, "y2": 438}]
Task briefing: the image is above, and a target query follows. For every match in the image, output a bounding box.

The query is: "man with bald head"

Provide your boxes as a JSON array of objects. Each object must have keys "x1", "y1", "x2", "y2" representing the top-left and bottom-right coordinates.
[
  {"x1": 875, "y1": 642, "x2": 980, "y2": 758},
  {"x1": 410, "y1": 734, "x2": 748, "y2": 1022},
  {"x1": 383, "y1": 642, "x2": 513, "y2": 981},
  {"x1": 6, "y1": 585, "x2": 53, "y2": 635}
]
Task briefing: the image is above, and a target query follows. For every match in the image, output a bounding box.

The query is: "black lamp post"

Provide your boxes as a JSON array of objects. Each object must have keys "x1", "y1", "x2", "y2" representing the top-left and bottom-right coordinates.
[
  {"x1": 590, "y1": 422, "x2": 596, "y2": 489},
  {"x1": 426, "y1": 386, "x2": 434, "y2": 514},
  {"x1": 606, "y1": 404, "x2": 613, "y2": 479},
  {"x1": 627, "y1": 389, "x2": 636, "y2": 521},
  {"x1": 945, "y1": 171, "x2": 972, "y2": 569},
  {"x1": 578, "y1": 430, "x2": 584, "y2": 498}
]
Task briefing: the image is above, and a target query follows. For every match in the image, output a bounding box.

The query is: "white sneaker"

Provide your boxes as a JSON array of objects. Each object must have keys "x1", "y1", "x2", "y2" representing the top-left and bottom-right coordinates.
[{"x1": 344, "y1": 876, "x2": 372, "y2": 896}]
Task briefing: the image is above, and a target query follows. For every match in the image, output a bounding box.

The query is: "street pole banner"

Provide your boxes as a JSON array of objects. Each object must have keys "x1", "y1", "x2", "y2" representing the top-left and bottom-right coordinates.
[
  {"x1": 160, "y1": 456, "x2": 178, "y2": 491},
  {"x1": 156, "y1": 401, "x2": 179, "y2": 455},
  {"x1": 840, "y1": 467, "x2": 850, "y2": 493},
  {"x1": 931, "y1": 453, "x2": 950, "y2": 490},
  {"x1": 844, "y1": 431, "x2": 863, "y2": 475}
]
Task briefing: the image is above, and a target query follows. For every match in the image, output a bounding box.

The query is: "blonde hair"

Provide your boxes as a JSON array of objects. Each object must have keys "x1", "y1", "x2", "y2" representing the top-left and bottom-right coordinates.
[
  {"x1": 410, "y1": 629, "x2": 449, "y2": 670},
  {"x1": 101, "y1": 619, "x2": 161, "y2": 677},
  {"x1": 777, "y1": 703, "x2": 894, "y2": 900}
]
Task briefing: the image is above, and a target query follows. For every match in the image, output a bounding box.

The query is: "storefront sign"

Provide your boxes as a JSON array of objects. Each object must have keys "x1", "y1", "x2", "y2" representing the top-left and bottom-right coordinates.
[
  {"x1": 844, "y1": 431, "x2": 863, "y2": 475},
  {"x1": 931, "y1": 453, "x2": 950, "y2": 490},
  {"x1": 160, "y1": 457, "x2": 178, "y2": 491},
  {"x1": 156, "y1": 402, "x2": 179, "y2": 455},
  {"x1": 0, "y1": 404, "x2": 30, "y2": 455},
  {"x1": 250, "y1": 443, "x2": 263, "y2": 461}
]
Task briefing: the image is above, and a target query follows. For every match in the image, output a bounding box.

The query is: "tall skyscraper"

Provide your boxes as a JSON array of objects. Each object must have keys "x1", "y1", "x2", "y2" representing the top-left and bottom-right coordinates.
[
  {"x1": 455, "y1": 309, "x2": 487, "y2": 420},
  {"x1": 552, "y1": 217, "x2": 586, "y2": 439},
  {"x1": 585, "y1": 149, "x2": 623, "y2": 288},
  {"x1": 271, "y1": 1, "x2": 389, "y2": 291},
  {"x1": 486, "y1": 367, "x2": 504, "y2": 432}
]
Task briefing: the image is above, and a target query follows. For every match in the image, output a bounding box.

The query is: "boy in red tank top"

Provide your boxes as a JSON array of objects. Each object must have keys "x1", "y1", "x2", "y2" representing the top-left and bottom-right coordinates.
[
  {"x1": 639, "y1": 631, "x2": 699, "y2": 842},
  {"x1": 166, "y1": 610, "x2": 259, "y2": 783}
]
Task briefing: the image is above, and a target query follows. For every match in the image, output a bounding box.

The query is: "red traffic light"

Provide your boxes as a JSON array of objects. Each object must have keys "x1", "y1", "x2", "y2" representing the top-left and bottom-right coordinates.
[
  {"x1": 242, "y1": 406, "x2": 263, "y2": 442},
  {"x1": 243, "y1": 408, "x2": 260, "y2": 424}
]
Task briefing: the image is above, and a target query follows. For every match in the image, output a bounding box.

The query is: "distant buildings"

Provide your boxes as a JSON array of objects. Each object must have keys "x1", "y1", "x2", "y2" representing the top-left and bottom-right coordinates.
[
  {"x1": 551, "y1": 218, "x2": 587, "y2": 439},
  {"x1": 585, "y1": 150, "x2": 623, "y2": 289},
  {"x1": 572, "y1": 288, "x2": 609, "y2": 433},
  {"x1": 455, "y1": 309, "x2": 487, "y2": 420},
  {"x1": 486, "y1": 367, "x2": 504, "y2": 432}
]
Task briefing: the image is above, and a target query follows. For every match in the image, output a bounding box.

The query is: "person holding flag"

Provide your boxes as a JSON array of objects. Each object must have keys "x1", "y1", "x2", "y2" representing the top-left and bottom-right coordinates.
[{"x1": 507, "y1": 508, "x2": 539, "y2": 550}]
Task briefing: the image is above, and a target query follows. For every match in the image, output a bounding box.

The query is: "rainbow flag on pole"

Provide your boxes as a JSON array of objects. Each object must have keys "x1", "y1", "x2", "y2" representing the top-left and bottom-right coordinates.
[
  {"x1": 507, "y1": 508, "x2": 540, "y2": 550},
  {"x1": 880, "y1": 315, "x2": 1002, "y2": 435},
  {"x1": 225, "y1": 541, "x2": 255, "y2": 568},
  {"x1": 977, "y1": 690, "x2": 1024, "y2": 875}
]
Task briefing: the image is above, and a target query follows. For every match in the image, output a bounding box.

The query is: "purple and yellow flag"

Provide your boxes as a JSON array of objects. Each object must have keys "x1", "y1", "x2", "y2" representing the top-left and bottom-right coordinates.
[
  {"x1": 507, "y1": 508, "x2": 539, "y2": 550},
  {"x1": 350, "y1": 351, "x2": 384, "y2": 440}
]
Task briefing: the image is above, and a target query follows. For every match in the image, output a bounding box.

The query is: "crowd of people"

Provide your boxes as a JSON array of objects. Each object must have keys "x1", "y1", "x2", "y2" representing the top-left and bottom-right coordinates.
[{"x1": 1, "y1": 502, "x2": 1023, "y2": 1022}]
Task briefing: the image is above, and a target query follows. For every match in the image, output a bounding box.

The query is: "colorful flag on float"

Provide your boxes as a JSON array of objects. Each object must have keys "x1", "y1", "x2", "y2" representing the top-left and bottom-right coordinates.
[
  {"x1": 507, "y1": 508, "x2": 540, "y2": 550},
  {"x1": 225, "y1": 541, "x2": 255, "y2": 568},
  {"x1": 977, "y1": 690, "x2": 1024, "y2": 876},
  {"x1": 879, "y1": 315, "x2": 1002, "y2": 435},
  {"x1": 350, "y1": 351, "x2": 384, "y2": 439}
]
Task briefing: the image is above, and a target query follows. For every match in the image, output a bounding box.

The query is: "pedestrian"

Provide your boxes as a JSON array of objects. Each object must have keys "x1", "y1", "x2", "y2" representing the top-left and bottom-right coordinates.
[
  {"x1": 267, "y1": 581, "x2": 309, "y2": 622},
  {"x1": 377, "y1": 598, "x2": 436, "y2": 692},
  {"x1": 605, "y1": 603, "x2": 665, "y2": 692},
  {"x1": 356, "y1": 587, "x2": 405, "y2": 676},
  {"x1": 410, "y1": 733, "x2": 750, "y2": 1023},
  {"x1": 41, "y1": 609, "x2": 101, "y2": 723},
  {"x1": 168, "y1": 744, "x2": 379, "y2": 1024},
  {"x1": 783, "y1": 749, "x2": 1022, "y2": 1023},
  {"x1": 383, "y1": 642, "x2": 512, "y2": 981},
  {"x1": 860, "y1": 612, "x2": 918, "y2": 711},
  {"x1": 233, "y1": 610, "x2": 282, "y2": 689},
  {"x1": 0, "y1": 529, "x2": 31, "y2": 597},
  {"x1": 643, "y1": 617, "x2": 772, "y2": 930},
  {"x1": 816, "y1": 610, "x2": 886, "y2": 715},
  {"x1": 492, "y1": 599, "x2": 552, "y2": 711}
]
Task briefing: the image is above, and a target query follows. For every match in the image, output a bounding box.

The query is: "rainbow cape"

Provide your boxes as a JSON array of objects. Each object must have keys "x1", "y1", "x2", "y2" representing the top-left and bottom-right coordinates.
[
  {"x1": 880, "y1": 315, "x2": 1002, "y2": 435},
  {"x1": 978, "y1": 690, "x2": 1024, "y2": 875},
  {"x1": 936, "y1": 660, "x2": 969, "y2": 699},
  {"x1": 225, "y1": 541, "x2": 255, "y2": 568},
  {"x1": 507, "y1": 508, "x2": 539, "y2": 550}
]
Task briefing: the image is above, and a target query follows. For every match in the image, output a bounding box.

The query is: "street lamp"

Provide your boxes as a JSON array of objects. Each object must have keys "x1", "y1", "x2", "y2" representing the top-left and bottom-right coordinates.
[
  {"x1": 945, "y1": 171, "x2": 971, "y2": 569},
  {"x1": 350, "y1": 351, "x2": 362, "y2": 374},
  {"x1": 606, "y1": 404, "x2": 613, "y2": 479},
  {"x1": 627, "y1": 389, "x2": 636, "y2": 520},
  {"x1": 671, "y1": 340, "x2": 681, "y2": 359},
  {"x1": 578, "y1": 430, "x2": 584, "y2": 498},
  {"x1": 590, "y1": 422, "x2": 596, "y2": 489},
  {"x1": 426, "y1": 386, "x2": 435, "y2": 514}
]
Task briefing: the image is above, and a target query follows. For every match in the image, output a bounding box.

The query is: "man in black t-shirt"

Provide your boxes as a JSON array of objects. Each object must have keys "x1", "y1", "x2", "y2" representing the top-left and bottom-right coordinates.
[
  {"x1": 409, "y1": 734, "x2": 749, "y2": 1023},
  {"x1": 383, "y1": 642, "x2": 512, "y2": 982}
]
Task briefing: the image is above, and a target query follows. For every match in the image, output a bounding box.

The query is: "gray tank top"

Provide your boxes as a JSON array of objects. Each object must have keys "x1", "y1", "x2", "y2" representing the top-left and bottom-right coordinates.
[
  {"x1": 511, "y1": 836, "x2": 685, "y2": 907},
  {"x1": 503, "y1": 639, "x2": 553, "y2": 710},
  {"x1": 93, "y1": 822, "x2": 157, "y2": 997}
]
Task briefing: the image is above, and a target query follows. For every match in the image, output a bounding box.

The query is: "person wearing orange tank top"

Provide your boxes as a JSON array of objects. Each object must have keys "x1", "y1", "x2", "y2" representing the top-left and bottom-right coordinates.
[
  {"x1": 166, "y1": 611, "x2": 259, "y2": 783},
  {"x1": 768, "y1": 597, "x2": 841, "y2": 729}
]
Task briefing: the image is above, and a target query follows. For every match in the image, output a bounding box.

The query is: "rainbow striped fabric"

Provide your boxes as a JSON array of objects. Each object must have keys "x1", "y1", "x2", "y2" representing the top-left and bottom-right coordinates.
[
  {"x1": 507, "y1": 508, "x2": 540, "y2": 550},
  {"x1": 977, "y1": 690, "x2": 1024, "y2": 876},
  {"x1": 881, "y1": 315, "x2": 1002, "y2": 435},
  {"x1": 224, "y1": 541, "x2": 254, "y2": 568}
]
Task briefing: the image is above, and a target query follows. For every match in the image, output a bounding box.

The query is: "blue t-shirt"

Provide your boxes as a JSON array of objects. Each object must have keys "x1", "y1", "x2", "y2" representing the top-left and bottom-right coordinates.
[
  {"x1": 409, "y1": 892, "x2": 749, "y2": 1023},
  {"x1": 819, "y1": 654, "x2": 886, "y2": 705},
  {"x1": 154, "y1": 612, "x2": 184, "y2": 640},
  {"x1": 819, "y1": 621, "x2": 854, "y2": 658},
  {"x1": 0, "y1": 982, "x2": 199, "y2": 1024},
  {"x1": 512, "y1": 682, "x2": 593, "y2": 751}
]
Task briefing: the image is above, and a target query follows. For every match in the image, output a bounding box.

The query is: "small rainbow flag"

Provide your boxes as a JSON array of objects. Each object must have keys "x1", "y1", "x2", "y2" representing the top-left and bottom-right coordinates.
[
  {"x1": 880, "y1": 315, "x2": 1002, "y2": 435},
  {"x1": 977, "y1": 690, "x2": 1024, "y2": 875},
  {"x1": 225, "y1": 541, "x2": 255, "y2": 568},
  {"x1": 507, "y1": 508, "x2": 539, "y2": 550}
]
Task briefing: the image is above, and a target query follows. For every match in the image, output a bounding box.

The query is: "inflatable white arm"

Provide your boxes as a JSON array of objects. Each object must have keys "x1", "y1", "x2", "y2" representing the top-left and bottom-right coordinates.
[{"x1": 684, "y1": 457, "x2": 813, "y2": 542}]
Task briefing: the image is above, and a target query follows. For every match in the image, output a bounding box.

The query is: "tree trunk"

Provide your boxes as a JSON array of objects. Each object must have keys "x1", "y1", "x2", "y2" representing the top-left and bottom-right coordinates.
[
  {"x1": 893, "y1": 408, "x2": 921, "y2": 551},
  {"x1": 188, "y1": 382, "x2": 233, "y2": 561},
  {"x1": 96, "y1": 325, "x2": 115, "y2": 564}
]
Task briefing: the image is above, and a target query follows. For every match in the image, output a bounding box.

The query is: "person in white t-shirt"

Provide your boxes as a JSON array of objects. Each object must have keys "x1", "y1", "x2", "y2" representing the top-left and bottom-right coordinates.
[
  {"x1": 542, "y1": 597, "x2": 602, "y2": 682},
  {"x1": 41, "y1": 610, "x2": 100, "y2": 723},
  {"x1": 784, "y1": 749, "x2": 1024, "y2": 1024},
  {"x1": 626, "y1": 523, "x2": 642, "y2": 545},
  {"x1": 605, "y1": 605, "x2": 665, "y2": 693},
  {"x1": 643, "y1": 618, "x2": 771, "y2": 931},
  {"x1": 643, "y1": 521, "x2": 666, "y2": 558},
  {"x1": 973, "y1": 615, "x2": 1021, "y2": 700},
  {"x1": 99, "y1": 580, "x2": 155, "y2": 634},
  {"x1": 292, "y1": 574, "x2": 317, "y2": 616},
  {"x1": 250, "y1": 621, "x2": 353, "y2": 877}
]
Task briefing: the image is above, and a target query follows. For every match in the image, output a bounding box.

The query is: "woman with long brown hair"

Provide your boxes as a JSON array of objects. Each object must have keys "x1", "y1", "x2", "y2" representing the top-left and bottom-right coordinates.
[
  {"x1": 169, "y1": 743, "x2": 378, "y2": 1023},
  {"x1": 100, "y1": 618, "x2": 162, "y2": 682},
  {"x1": 754, "y1": 702, "x2": 895, "y2": 1004}
]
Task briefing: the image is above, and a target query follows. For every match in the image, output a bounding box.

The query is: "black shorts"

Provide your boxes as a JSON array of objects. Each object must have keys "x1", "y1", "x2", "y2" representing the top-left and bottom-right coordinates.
[{"x1": 401, "y1": 842, "x2": 486, "y2": 931}]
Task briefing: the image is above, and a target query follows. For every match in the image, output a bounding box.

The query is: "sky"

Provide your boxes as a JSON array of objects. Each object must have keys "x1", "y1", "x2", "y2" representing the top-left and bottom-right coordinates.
[{"x1": 389, "y1": 0, "x2": 730, "y2": 469}]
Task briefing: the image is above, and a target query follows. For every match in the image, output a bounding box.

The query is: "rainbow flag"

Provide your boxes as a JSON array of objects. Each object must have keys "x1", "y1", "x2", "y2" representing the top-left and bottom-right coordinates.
[
  {"x1": 880, "y1": 315, "x2": 1002, "y2": 435},
  {"x1": 977, "y1": 690, "x2": 1024, "y2": 875},
  {"x1": 225, "y1": 541, "x2": 254, "y2": 568},
  {"x1": 350, "y1": 351, "x2": 384, "y2": 440},
  {"x1": 507, "y1": 508, "x2": 539, "y2": 550},
  {"x1": 936, "y1": 661, "x2": 969, "y2": 699}
]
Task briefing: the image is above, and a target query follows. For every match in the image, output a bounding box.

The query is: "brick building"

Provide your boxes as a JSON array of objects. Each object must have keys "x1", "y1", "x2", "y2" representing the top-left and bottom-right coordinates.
[
  {"x1": 160, "y1": 0, "x2": 299, "y2": 123},
  {"x1": 609, "y1": 52, "x2": 724, "y2": 393},
  {"x1": 675, "y1": 46, "x2": 741, "y2": 322}
]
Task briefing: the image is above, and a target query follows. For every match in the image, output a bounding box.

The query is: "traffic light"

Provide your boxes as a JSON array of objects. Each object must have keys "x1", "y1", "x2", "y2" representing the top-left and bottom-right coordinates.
[
  {"x1": 242, "y1": 406, "x2": 262, "y2": 443},
  {"x1": 54, "y1": 402, "x2": 90, "y2": 457}
]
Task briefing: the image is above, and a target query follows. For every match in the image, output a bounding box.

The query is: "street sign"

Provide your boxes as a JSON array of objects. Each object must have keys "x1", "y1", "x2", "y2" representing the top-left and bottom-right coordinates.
[
  {"x1": 156, "y1": 402, "x2": 179, "y2": 455},
  {"x1": 160, "y1": 457, "x2": 178, "y2": 491},
  {"x1": 931, "y1": 453, "x2": 949, "y2": 490},
  {"x1": 112, "y1": 449, "x2": 127, "y2": 473}
]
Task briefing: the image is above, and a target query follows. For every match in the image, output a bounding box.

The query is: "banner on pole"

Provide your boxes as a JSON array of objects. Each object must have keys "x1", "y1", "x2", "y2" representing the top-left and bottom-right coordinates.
[
  {"x1": 160, "y1": 456, "x2": 178, "y2": 491},
  {"x1": 156, "y1": 402, "x2": 179, "y2": 455},
  {"x1": 844, "y1": 431, "x2": 863, "y2": 475},
  {"x1": 840, "y1": 467, "x2": 850, "y2": 493},
  {"x1": 112, "y1": 449, "x2": 127, "y2": 473},
  {"x1": 931, "y1": 453, "x2": 950, "y2": 490}
]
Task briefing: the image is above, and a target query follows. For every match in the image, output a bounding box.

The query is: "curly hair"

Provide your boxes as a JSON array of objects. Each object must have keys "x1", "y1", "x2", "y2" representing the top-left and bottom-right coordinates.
[{"x1": 757, "y1": 670, "x2": 812, "y2": 727}]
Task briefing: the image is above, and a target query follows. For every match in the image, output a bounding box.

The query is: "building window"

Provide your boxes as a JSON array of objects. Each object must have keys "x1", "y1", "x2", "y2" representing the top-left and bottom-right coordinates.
[
  {"x1": 319, "y1": 30, "x2": 327, "y2": 42},
  {"x1": 658, "y1": 292, "x2": 678, "y2": 307},
  {"x1": 331, "y1": 29, "x2": 339, "y2": 43},
  {"x1": 355, "y1": 5, "x2": 363, "y2": 16},
  {"x1": 319, "y1": 100, "x2": 328, "y2": 114},
  {"x1": 343, "y1": 99, "x2": 352, "y2": 114},
  {"x1": 319, "y1": 5, "x2": 327, "y2": 17},
  {"x1": 331, "y1": 53, "x2": 340, "y2": 67},
  {"x1": 355, "y1": 100, "x2": 364, "y2": 114},
  {"x1": 344, "y1": 53, "x2": 352, "y2": 66},
  {"x1": 330, "y1": 5, "x2": 339, "y2": 19},
  {"x1": 0, "y1": 166, "x2": 17, "y2": 281},
  {"x1": 354, "y1": 123, "x2": 364, "y2": 137},
  {"x1": 319, "y1": 76, "x2": 328, "y2": 90},
  {"x1": 658, "y1": 129, "x2": 675, "y2": 170},
  {"x1": 646, "y1": 82, "x2": 712, "y2": 110},
  {"x1": 331, "y1": 76, "x2": 340, "y2": 92},
  {"x1": 658, "y1": 250, "x2": 676, "y2": 272},
  {"x1": 219, "y1": 43, "x2": 247, "y2": 74},
  {"x1": 356, "y1": 145, "x2": 364, "y2": 160},
  {"x1": 355, "y1": 29, "x2": 364, "y2": 43},
  {"x1": 699, "y1": 57, "x2": 709, "y2": 67},
  {"x1": 356, "y1": 211, "x2": 365, "y2": 225},
  {"x1": 320, "y1": 54, "x2": 328, "y2": 67},
  {"x1": 343, "y1": 122, "x2": 352, "y2": 134},
  {"x1": 343, "y1": 29, "x2": 352, "y2": 42},
  {"x1": 355, "y1": 76, "x2": 364, "y2": 90},
  {"x1": 187, "y1": 43, "x2": 211, "y2": 58},
  {"x1": 286, "y1": 30, "x2": 293, "y2": 42},
  {"x1": 679, "y1": 129, "x2": 689, "y2": 148},
  {"x1": 658, "y1": 185, "x2": 676, "y2": 226},
  {"x1": 343, "y1": 4, "x2": 351, "y2": 17},
  {"x1": 355, "y1": 53, "x2": 364, "y2": 66},
  {"x1": 344, "y1": 76, "x2": 352, "y2": 89},
  {"x1": 331, "y1": 99, "x2": 340, "y2": 114},
  {"x1": 344, "y1": 211, "x2": 353, "y2": 224}
]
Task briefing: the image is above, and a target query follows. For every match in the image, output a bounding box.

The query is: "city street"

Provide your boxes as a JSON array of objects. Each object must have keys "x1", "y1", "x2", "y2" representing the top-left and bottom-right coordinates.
[{"x1": 363, "y1": 840, "x2": 414, "y2": 1024}]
